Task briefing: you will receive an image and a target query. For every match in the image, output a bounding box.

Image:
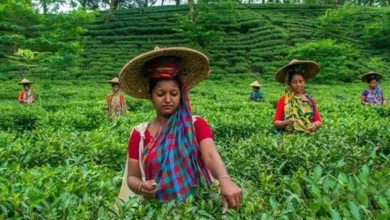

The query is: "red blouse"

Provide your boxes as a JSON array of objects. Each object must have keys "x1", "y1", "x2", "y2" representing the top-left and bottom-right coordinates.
[
  {"x1": 128, "y1": 117, "x2": 213, "y2": 160},
  {"x1": 273, "y1": 97, "x2": 321, "y2": 122}
]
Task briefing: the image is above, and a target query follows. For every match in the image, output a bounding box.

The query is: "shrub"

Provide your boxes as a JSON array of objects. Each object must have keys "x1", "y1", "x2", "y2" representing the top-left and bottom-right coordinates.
[
  {"x1": 363, "y1": 16, "x2": 390, "y2": 49},
  {"x1": 288, "y1": 39, "x2": 361, "y2": 82}
]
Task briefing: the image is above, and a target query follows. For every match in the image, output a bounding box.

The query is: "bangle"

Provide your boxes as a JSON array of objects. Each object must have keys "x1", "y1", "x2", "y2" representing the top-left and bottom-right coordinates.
[
  {"x1": 218, "y1": 175, "x2": 231, "y2": 181},
  {"x1": 138, "y1": 182, "x2": 144, "y2": 194}
]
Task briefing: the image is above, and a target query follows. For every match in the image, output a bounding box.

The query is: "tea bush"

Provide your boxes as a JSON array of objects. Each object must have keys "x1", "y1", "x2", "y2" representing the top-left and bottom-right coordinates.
[{"x1": 1, "y1": 79, "x2": 389, "y2": 219}]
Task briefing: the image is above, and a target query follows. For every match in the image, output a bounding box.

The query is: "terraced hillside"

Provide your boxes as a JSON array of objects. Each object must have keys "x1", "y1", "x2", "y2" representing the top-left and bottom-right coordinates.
[
  {"x1": 79, "y1": 5, "x2": 327, "y2": 81},
  {"x1": 2, "y1": 5, "x2": 387, "y2": 81},
  {"x1": 77, "y1": 5, "x2": 388, "y2": 82}
]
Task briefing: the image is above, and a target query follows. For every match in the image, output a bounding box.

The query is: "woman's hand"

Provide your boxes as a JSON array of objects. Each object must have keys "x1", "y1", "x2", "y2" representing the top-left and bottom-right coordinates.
[
  {"x1": 219, "y1": 177, "x2": 242, "y2": 214},
  {"x1": 308, "y1": 122, "x2": 321, "y2": 132},
  {"x1": 285, "y1": 118, "x2": 296, "y2": 126},
  {"x1": 139, "y1": 179, "x2": 157, "y2": 198},
  {"x1": 308, "y1": 123, "x2": 317, "y2": 132}
]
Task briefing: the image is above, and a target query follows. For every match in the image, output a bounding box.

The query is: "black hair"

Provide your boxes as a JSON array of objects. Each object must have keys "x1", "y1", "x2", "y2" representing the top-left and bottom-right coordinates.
[
  {"x1": 367, "y1": 75, "x2": 377, "y2": 83},
  {"x1": 111, "y1": 83, "x2": 119, "y2": 87},
  {"x1": 148, "y1": 76, "x2": 181, "y2": 94}
]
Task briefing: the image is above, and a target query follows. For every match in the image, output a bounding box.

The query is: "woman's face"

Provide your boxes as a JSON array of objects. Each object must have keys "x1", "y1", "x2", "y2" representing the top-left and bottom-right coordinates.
[
  {"x1": 151, "y1": 79, "x2": 180, "y2": 117},
  {"x1": 368, "y1": 79, "x2": 378, "y2": 89},
  {"x1": 24, "y1": 84, "x2": 30, "y2": 91},
  {"x1": 289, "y1": 74, "x2": 305, "y2": 94},
  {"x1": 252, "y1": 87, "x2": 260, "y2": 92},
  {"x1": 112, "y1": 84, "x2": 120, "y2": 92}
]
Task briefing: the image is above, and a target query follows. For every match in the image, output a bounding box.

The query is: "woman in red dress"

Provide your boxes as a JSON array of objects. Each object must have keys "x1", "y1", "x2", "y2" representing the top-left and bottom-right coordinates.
[
  {"x1": 17, "y1": 78, "x2": 35, "y2": 104},
  {"x1": 117, "y1": 47, "x2": 242, "y2": 213}
]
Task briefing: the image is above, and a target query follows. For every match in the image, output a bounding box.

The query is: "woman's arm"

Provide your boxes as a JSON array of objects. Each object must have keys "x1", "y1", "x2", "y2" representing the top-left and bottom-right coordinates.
[
  {"x1": 274, "y1": 120, "x2": 290, "y2": 129},
  {"x1": 273, "y1": 97, "x2": 295, "y2": 128},
  {"x1": 308, "y1": 100, "x2": 322, "y2": 132},
  {"x1": 361, "y1": 95, "x2": 368, "y2": 105},
  {"x1": 126, "y1": 130, "x2": 156, "y2": 198},
  {"x1": 308, "y1": 121, "x2": 322, "y2": 132},
  {"x1": 104, "y1": 95, "x2": 110, "y2": 110},
  {"x1": 127, "y1": 159, "x2": 143, "y2": 193},
  {"x1": 122, "y1": 95, "x2": 128, "y2": 113},
  {"x1": 199, "y1": 139, "x2": 242, "y2": 213},
  {"x1": 17, "y1": 92, "x2": 24, "y2": 103},
  {"x1": 127, "y1": 159, "x2": 157, "y2": 198},
  {"x1": 382, "y1": 92, "x2": 387, "y2": 106}
]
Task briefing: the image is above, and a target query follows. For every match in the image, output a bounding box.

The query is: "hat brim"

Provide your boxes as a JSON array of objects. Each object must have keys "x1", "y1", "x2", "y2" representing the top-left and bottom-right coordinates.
[
  {"x1": 119, "y1": 47, "x2": 210, "y2": 99},
  {"x1": 275, "y1": 61, "x2": 320, "y2": 84},
  {"x1": 18, "y1": 82, "x2": 32, "y2": 85},
  {"x1": 360, "y1": 72, "x2": 383, "y2": 83}
]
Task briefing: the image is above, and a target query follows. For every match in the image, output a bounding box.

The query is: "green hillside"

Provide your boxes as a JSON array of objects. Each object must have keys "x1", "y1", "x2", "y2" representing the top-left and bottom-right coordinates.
[
  {"x1": 3, "y1": 4, "x2": 386, "y2": 82},
  {"x1": 1, "y1": 4, "x2": 390, "y2": 219},
  {"x1": 75, "y1": 5, "x2": 390, "y2": 81}
]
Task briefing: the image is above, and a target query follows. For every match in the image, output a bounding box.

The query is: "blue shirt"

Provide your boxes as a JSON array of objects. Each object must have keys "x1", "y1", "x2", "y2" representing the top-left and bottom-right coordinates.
[{"x1": 249, "y1": 92, "x2": 264, "y2": 101}]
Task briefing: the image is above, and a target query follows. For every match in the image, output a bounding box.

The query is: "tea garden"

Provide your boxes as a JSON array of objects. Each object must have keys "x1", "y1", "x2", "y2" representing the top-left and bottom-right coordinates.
[{"x1": 1, "y1": 3, "x2": 390, "y2": 219}]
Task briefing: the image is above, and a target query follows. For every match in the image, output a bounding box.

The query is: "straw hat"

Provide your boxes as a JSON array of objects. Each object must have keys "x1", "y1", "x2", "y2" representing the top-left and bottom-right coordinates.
[
  {"x1": 18, "y1": 78, "x2": 32, "y2": 85},
  {"x1": 119, "y1": 47, "x2": 210, "y2": 99},
  {"x1": 275, "y1": 59, "x2": 320, "y2": 84},
  {"x1": 108, "y1": 77, "x2": 119, "y2": 84},
  {"x1": 360, "y1": 71, "x2": 383, "y2": 83},
  {"x1": 250, "y1": 80, "x2": 262, "y2": 88}
]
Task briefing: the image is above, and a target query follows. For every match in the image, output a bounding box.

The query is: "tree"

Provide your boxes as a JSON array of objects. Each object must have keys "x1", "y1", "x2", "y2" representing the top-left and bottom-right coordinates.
[
  {"x1": 0, "y1": 0, "x2": 42, "y2": 55},
  {"x1": 33, "y1": 0, "x2": 67, "y2": 14},
  {"x1": 188, "y1": 0, "x2": 195, "y2": 23},
  {"x1": 174, "y1": 0, "x2": 238, "y2": 48},
  {"x1": 104, "y1": 0, "x2": 119, "y2": 23},
  {"x1": 343, "y1": 0, "x2": 390, "y2": 6},
  {"x1": 103, "y1": 0, "x2": 136, "y2": 24},
  {"x1": 0, "y1": 0, "x2": 96, "y2": 75},
  {"x1": 74, "y1": 0, "x2": 101, "y2": 10},
  {"x1": 133, "y1": 0, "x2": 157, "y2": 7}
]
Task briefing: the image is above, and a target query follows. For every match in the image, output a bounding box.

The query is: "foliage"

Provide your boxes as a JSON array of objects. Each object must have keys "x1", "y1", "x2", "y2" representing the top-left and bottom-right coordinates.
[
  {"x1": 319, "y1": 7, "x2": 390, "y2": 49},
  {"x1": 362, "y1": 12, "x2": 390, "y2": 49},
  {"x1": 32, "y1": 0, "x2": 67, "y2": 14},
  {"x1": 73, "y1": 0, "x2": 102, "y2": 9},
  {"x1": 0, "y1": 79, "x2": 389, "y2": 218},
  {"x1": 0, "y1": 1, "x2": 96, "y2": 77},
  {"x1": 288, "y1": 39, "x2": 362, "y2": 82},
  {"x1": 1, "y1": 4, "x2": 389, "y2": 81},
  {"x1": 173, "y1": 0, "x2": 237, "y2": 48},
  {"x1": 366, "y1": 57, "x2": 387, "y2": 74},
  {"x1": 6, "y1": 49, "x2": 46, "y2": 70},
  {"x1": 344, "y1": 0, "x2": 390, "y2": 7}
]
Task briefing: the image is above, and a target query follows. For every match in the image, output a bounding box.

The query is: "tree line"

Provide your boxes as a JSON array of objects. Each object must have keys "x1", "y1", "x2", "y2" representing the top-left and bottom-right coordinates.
[{"x1": 33, "y1": 0, "x2": 389, "y2": 15}]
